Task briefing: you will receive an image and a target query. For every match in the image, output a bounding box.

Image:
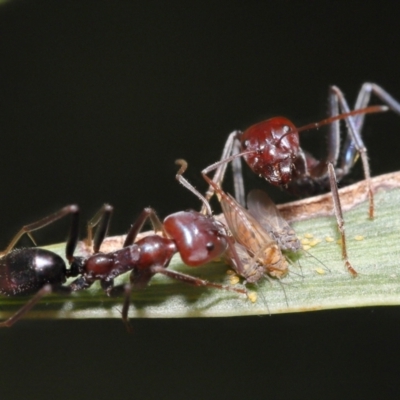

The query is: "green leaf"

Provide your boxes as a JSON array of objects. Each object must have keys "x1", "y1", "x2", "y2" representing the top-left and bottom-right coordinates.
[{"x1": 1, "y1": 172, "x2": 400, "y2": 322}]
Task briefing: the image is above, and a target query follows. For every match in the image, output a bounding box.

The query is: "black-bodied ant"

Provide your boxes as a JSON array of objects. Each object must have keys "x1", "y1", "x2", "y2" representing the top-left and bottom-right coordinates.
[
  {"x1": 0, "y1": 201, "x2": 247, "y2": 328},
  {"x1": 204, "y1": 83, "x2": 400, "y2": 219}
]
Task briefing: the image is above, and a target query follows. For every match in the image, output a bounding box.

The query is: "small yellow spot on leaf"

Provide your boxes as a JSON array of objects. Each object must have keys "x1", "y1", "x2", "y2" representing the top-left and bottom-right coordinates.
[
  {"x1": 309, "y1": 239, "x2": 321, "y2": 247},
  {"x1": 248, "y1": 291, "x2": 257, "y2": 303}
]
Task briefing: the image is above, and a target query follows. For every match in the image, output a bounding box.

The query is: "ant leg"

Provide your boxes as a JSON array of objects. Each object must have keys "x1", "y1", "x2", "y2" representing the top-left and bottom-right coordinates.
[
  {"x1": 123, "y1": 208, "x2": 165, "y2": 247},
  {"x1": 202, "y1": 130, "x2": 246, "y2": 211},
  {"x1": 328, "y1": 163, "x2": 357, "y2": 277},
  {"x1": 0, "y1": 205, "x2": 80, "y2": 262},
  {"x1": 232, "y1": 138, "x2": 246, "y2": 206},
  {"x1": 175, "y1": 159, "x2": 213, "y2": 216},
  {"x1": 101, "y1": 281, "x2": 133, "y2": 332},
  {"x1": 353, "y1": 83, "x2": 400, "y2": 132},
  {"x1": 329, "y1": 85, "x2": 400, "y2": 218},
  {"x1": 0, "y1": 284, "x2": 72, "y2": 328},
  {"x1": 330, "y1": 86, "x2": 375, "y2": 218},
  {"x1": 85, "y1": 204, "x2": 114, "y2": 253},
  {"x1": 149, "y1": 265, "x2": 248, "y2": 295}
]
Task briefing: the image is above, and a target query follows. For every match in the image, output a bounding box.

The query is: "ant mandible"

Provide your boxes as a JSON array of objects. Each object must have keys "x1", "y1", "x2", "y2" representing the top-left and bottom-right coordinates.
[
  {"x1": 0, "y1": 199, "x2": 247, "y2": 328},
  {"x1": 204, "y1": 83, "x2": 400, "y2": 219}
]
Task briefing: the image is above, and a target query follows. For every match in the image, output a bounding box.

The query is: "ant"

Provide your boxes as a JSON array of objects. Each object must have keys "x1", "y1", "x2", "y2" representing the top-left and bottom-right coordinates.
[
  {"x1": 0, "y1": 200, "x2": 248, "y2": 328},
  {"x1": 204, "y1": 83, "x2": 400, "y2": 219}
]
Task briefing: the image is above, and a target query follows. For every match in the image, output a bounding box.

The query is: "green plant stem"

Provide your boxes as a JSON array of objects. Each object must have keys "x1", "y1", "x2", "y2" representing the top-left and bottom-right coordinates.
[{"x1": 1, "y1": 172, "x2": 400, "y2": 321}]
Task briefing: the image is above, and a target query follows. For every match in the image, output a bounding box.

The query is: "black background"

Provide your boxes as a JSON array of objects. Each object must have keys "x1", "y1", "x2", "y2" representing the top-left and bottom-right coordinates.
[{"x1": 1, "y1": 1, "x2": 400, "y2": 399}]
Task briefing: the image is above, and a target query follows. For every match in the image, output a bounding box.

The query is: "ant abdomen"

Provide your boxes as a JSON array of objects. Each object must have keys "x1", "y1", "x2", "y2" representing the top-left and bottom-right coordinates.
[{"x1": 0, "y1": 248, "x2": 67, "y2": 296}]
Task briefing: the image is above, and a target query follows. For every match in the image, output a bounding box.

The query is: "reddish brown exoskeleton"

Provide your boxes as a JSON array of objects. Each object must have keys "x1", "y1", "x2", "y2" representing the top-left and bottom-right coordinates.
[
  {"x1": 0, "y1": 201, "x2": 247, "y2": 329},
  {"x1": 205, "y1": 83, "x2": 400, "y2": 219}
]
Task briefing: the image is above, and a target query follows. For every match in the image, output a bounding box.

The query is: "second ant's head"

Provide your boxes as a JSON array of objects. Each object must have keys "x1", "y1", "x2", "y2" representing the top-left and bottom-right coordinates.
[{"x1": 240, "y1": 117, "x2": 300, "y2": 186}]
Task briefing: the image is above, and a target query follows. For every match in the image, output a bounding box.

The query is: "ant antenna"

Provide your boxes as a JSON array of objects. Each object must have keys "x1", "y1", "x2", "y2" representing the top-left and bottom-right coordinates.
[
  {"x1": 175, "y1": 159, "x2": 213, "y2": 216},
  {"x1": 277, "y1": 105, "x2": 388, "y2": 144}
]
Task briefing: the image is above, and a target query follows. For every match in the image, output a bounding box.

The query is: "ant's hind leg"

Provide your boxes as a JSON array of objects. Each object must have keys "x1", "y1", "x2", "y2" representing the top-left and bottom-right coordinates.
[
  {"x1": 0, "y1": 205, "x2": 80, "y2": 260},
  {"x1": 353, "y1": 83, "x2": 400, "y2": 132},
  {"x1": 329, "y1": 86, "x2": 375, "y2": 218},
  {"x1": 329, "y1": 84, "x2": 400, "y2": 218},
  {"x1": 0, "y1": 284, "x2": 72, "y2": 328}
]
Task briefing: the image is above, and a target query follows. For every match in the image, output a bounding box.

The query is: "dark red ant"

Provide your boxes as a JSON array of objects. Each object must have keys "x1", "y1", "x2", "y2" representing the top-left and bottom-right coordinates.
[
  {"x1": 0, "y1": 200, "x2": 247, "y2": 328},
  {"x1": 204, "y1": 83, "x2": 400, "y2": 219}
]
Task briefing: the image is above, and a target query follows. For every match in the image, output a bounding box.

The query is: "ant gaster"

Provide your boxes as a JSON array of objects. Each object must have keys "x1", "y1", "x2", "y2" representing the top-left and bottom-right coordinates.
[
  {"x1": 0, "y1": 200, "x2": 247, "y2": 328},
  {"x1": 204, "y1": 83, "x2": 400, "y2": 219}
]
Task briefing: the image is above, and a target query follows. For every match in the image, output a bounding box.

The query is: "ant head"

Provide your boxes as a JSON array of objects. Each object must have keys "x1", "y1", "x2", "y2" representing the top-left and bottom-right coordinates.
[
  {"x1": 240, "y1": 117, "x2": 300, "y2": 186},
  {"x1": 163, "y1": 210, "x2": 228, "y2": 266}
]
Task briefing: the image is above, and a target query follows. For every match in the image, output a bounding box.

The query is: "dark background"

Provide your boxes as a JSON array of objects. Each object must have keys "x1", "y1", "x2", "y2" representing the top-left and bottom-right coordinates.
[{"x1": 1, "y1": 1, "x2": 400, "y2": 399}]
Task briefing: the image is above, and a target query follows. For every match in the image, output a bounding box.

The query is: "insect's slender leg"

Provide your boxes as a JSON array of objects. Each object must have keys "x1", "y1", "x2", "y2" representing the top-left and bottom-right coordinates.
[
  {"x1": 328, "y1": 163, "x2": 357, "y2": 277},
  {"x1": 85, "y1": 204, "x2": 114, "y2": 253},
  {"x1": 325, "y1": 88, "x2": 341, "y2": 167},
  {"x1": 0, "y1": 205, "x2": 80, "y2": 260},
  {"x1": 232, "y1": 138, "x2": 246, "y2": 206},
  {"x1": 101, "y1": 280, "x2": 133, "y2": 332},
  {"x1": 353, "y1": 83, "x2": 400, "y2": 132},
  {"x1": 329, "y1": 84, "x2": 400, "y2": 218},
  {"x1": 123, "y1": 208, "x2": 165, "y2": 247},
  {"x1": 0, "y1": 285, "x2": 53, "y2": 328},
  {"x1": 0, "y1": 284, "x2": 72, "y2": 328},
  {"x1": 149, "y1": 265, "x2": 247, "y2": 295},
  {"x1": 201, "y1": 131, "x2": 244, "y2": 213},
  {"x1": 121, "y1": 284, "x2": 133, "y2": 333},
  {"x1": 329, "y1": 86, "x2": 375, "y2": 218}
]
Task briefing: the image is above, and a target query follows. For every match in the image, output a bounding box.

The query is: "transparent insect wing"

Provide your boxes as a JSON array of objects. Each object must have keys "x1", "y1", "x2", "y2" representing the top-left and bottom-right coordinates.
[
  {"x1": 220, "y1": 192, "x2": 276, "y2": 257},
  {"x1": 247, "y1": 189, "x2": 301, "y2": 252}
]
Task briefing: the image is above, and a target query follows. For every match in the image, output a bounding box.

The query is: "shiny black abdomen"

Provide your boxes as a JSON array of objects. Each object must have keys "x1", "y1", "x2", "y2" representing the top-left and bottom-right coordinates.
[{"x1": 0, "y1": 248, "x2": 67, "y2": 296}]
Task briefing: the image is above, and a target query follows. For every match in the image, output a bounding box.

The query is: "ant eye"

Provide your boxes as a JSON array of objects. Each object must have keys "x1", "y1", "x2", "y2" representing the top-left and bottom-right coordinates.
[{"x1": 206, "y1": 242, "x2": 215, "y2": 252}]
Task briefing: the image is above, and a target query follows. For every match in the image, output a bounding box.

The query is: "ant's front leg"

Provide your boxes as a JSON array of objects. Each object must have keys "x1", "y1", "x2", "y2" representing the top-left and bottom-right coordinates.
[{"x1": 202, "y1": 130, "x2": 246, "y2": 207}]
